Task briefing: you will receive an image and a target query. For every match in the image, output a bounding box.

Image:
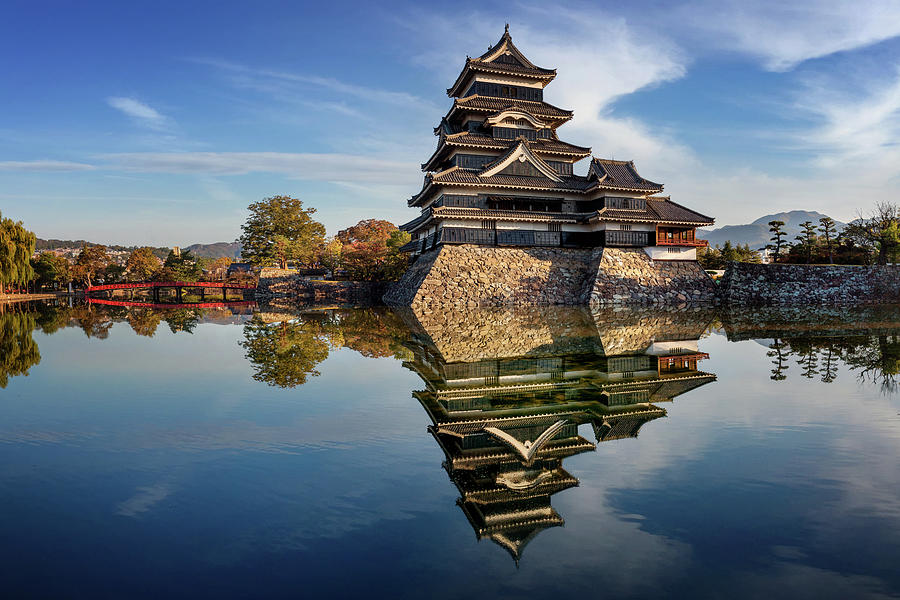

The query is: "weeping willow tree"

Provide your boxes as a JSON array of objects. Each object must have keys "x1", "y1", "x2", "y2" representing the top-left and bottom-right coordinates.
[
  {"x1": 0, "y1": 307, "x2": 41, "y2": 388},
  {"x1": 0, "y1": 210, "x2": 37, "y2": 294}
]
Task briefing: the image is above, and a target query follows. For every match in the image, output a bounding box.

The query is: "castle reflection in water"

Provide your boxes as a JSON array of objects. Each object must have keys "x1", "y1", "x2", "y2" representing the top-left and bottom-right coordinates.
[{"x1": 397, "y1": 307, "x2": 717, "y2": 562}]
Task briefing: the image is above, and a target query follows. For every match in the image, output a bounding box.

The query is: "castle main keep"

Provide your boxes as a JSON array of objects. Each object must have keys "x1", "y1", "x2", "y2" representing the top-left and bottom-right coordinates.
[{"x1": 384, "y1": 27, "x2": 717, "y2": 307}]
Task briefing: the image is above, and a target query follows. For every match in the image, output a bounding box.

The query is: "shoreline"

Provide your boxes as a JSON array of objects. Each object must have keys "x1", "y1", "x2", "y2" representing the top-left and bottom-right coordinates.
[{"x1": 0, "y1": 292, "x2": 69, "y2": 304}]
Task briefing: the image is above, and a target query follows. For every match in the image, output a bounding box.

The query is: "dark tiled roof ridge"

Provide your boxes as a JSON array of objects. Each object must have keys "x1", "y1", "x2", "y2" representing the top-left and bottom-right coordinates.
[
  {"x1": 591, "y1": 157, "x2": 634, "y2": 166},
  {"x1": 588, "y1": 157, "x2": 663, "y2": 192},
  {"x1": 442, "y1": 132, "x2": 590, "y2": 154},
  {"x1": 454, "y1": 95, "x2": 574, "y2": 118},
  {"x1": 464, "y1": 60, "x2": 556, "y2": 78},
  {"x1": 648, "y1": 196, "x2": 715, "y2": 224},
  {"x1": 471, "y1": 28, "x2": 556, "y2": 74},
  {"x1": 429, "y1": 168, "x2": 592, "y2": 191}
]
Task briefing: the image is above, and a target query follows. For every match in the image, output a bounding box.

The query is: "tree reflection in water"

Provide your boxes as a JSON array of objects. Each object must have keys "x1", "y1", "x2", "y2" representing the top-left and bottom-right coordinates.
[
  {"x1": 724, "y1": 306, "x2": 900, "y2": 392},
  {"x1": 0, "y1": 304, "x2": 41, "y2": 388},
  {"x1": 239, "y1": 307, "x2": 411, "y2": 388},
  {"x1": 240, "y1": 318, "x2": 330, "y2": 388},
  {"x1": 761, "y1": 335, "x2": 900, "y2": 391},
  {"x1": 0, "y1": 301, "x2": 236, "y2": 388}
]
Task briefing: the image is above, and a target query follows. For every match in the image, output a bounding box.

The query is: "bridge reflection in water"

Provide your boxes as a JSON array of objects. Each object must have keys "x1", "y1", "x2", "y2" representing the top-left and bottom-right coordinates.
[
  {"x1": 397, "y1": 306, "x2": 717, "y2": 563},
  {"x1": 85, "y1": 281, "x2": 256, "y2": 304}
]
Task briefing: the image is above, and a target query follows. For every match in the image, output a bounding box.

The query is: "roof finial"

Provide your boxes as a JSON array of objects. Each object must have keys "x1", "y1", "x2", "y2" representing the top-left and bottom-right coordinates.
[{"x1": 505, "y1": 23, "x2": 510, "y2": 34}]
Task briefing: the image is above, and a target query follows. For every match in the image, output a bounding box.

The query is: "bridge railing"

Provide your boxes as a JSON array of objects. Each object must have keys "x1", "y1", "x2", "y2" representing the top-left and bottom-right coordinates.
[{"x1": 85, "y1": 281, "x2": 257, "y2": 293}]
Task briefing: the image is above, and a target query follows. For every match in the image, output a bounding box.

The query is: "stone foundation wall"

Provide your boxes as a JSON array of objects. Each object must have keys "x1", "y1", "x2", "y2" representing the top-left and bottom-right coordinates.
[
  {"x1": 383, "y1": 245, "x2": 716, "y2": 307},
  {"x1": 588, "y1": 248, "x2": 718, "y2": 307},
  {"x1": 720, "y1": 263, "x2": 900, "y2": 306},
  {"x1": 383, "y1": 245, "x2": 598, "y2": 307},
  {"x1": 257, "y1": 268, "x2": 385, "y2": 304}
]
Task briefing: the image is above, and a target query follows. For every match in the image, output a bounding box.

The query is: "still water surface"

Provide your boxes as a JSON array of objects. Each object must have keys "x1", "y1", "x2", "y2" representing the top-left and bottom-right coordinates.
[{"x1": 3, "y1": 301, "x2": 900, "y2": 599}]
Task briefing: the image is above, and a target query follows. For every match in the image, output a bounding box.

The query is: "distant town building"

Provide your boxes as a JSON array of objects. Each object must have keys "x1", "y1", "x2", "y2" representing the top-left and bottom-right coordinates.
[{"x1": 399, "y1": 26, "x2": 714, "y2": 261}]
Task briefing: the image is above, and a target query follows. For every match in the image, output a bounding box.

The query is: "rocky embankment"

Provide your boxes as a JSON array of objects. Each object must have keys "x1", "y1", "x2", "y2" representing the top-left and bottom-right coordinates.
[{"x1": 256, "y1": 268, "x2": 386, "y2": 305}]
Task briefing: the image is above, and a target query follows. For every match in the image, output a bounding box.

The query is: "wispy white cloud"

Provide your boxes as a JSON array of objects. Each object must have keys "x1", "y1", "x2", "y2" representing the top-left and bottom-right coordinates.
[
  {"x1": 674, "y1": 0, "x2": 900, "y2": 71},
  {"x1": 103, "y1": 151, "x2": 418, "y2": 185},
  {"x1": 793, "y1": 66, "x2": 900, "y2": 172},
  {"x1": 0, "y1": 160, "x2": 96, "y2": 172},
  {"x1": 116, "y1": 483, "x2": 172, "y2": 517},
  {"x1": 106, "y1": 96, "x2": 170, "y2": 130},
  {"x1": 191, "y1": 58, "x2": 441, "y2": 115}
]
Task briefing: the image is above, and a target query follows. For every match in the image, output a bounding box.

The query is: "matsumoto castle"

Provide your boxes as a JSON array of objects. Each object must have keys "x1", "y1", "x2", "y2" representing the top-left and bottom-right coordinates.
[
  {"x1": 386, "y1": 27, "x2": 717, "y2": 307},
  {"x1": 399, "y1": 26, "x2": 713, "y2": 259}
]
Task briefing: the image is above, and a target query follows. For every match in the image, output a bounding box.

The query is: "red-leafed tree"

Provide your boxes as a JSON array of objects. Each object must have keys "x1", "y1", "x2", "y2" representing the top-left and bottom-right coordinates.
[{"x1": 336, "y1": 219, "x2": 410, "y2": 281}]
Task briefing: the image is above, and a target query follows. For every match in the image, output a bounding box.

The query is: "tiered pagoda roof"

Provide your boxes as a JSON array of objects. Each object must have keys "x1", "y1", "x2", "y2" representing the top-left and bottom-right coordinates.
[
  {"x1": 447, "y1": 26, "x2": 557, "y2": 97},
  {"x1": 422, "y1": 131, "x2": 590, "y2": 171},
  {"x1": 398, "y1": 26, "x2": 716, "y2": 249},
  {"x1": 587, "y1": 158, "x2": 663, "y2": 192},
  {"x1": 447, "y1": 96, "x2": 574, "y2": 125}
]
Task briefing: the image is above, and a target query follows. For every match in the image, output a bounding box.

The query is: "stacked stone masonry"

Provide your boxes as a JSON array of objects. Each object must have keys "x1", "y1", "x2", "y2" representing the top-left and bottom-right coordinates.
[
  {"x1": 383, "y1": 246, "x2": 717, "y2": 307},
  {"x1": 720, "y1": 263, "x2": 900, "y2": 306},
  {"x1": 257, "y1": 268, "x2": 385, "y2": 305}
]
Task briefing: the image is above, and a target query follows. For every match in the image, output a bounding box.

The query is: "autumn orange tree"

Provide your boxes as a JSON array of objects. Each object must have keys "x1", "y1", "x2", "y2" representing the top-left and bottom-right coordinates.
[
  {"x1": 336, "y1": 219, "x2": 410, "y2": 281},
  {"x1": 125, "y1": 247, "x2": 162, "y2": 281},
  {"x1": 72, "y1": 244, "x2": 109, "y2": 288}
]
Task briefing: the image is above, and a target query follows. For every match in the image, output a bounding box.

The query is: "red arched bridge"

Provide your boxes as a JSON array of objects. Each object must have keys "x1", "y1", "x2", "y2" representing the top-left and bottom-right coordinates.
[{"x1": 85, "y1": 281, "x2": 256, "y2": 303}]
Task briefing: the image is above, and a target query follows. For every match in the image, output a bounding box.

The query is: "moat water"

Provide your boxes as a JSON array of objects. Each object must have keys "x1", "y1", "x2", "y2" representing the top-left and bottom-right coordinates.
[{"x1": 3, "y1": 300, "x2": 900, "y2": 599}]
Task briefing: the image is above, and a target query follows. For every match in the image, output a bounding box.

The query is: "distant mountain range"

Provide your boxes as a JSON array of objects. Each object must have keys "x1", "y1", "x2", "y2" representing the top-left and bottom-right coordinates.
[
  {"x1": 698, "y1": 211, "x2": 846, "y2": 249},
  {"x1": 36, "y1": 239, "x2": 243, "y2": 259},
  {"x1": 182, "y1": 242, "x2": 242, "y2": 259}
]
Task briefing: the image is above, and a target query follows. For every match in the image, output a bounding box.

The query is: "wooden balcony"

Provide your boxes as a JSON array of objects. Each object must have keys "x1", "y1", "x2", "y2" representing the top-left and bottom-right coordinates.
[
  {"x1": 655, "y1": 237, "x2": 708, "y2": 247},
  {"x1": 655, "y1": 228, "x2": 708, "y2": 247}
]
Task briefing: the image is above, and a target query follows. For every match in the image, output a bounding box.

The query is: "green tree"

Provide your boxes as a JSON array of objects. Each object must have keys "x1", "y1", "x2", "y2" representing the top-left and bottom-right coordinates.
[
  {"x1": 319, "y1": 237, "x2": 343, "y2": 274},
  {"x1": 72, "y1": 244, "x2": 109, "y2": 288},
  {"x1": 156, "y1": 249, "x2": 202, "y2": 281},
  {"x1": 0, "y1": 211, "x2": 37, "y2": 294},
  {"x1": 818, "y1": 217, "x2": 837, "y2": 264},
  {"x1": 240, "y1": 317, "x2": 330, "y2": 388},
  {"x1": 125, "y1": 247, "x2": 162, "y2": 281},
  {"x1": 847, "y1": 202, "x2": 900, "y2": 265},
  {"x1": 104, "y1": 263, "x2": 127, "y2": 284},
  {"x1": 239, "y1": 196, "x2": 325, "y2": 269},
  {"x1": 31, "y1": 252, "x2": 70, "y2": 290},
  {"x1": 767, "y1": 220, "x2": 787, "y2": 263},
  {"x1": 794, "y1": 221, "x2": 817, "y2": 264}
]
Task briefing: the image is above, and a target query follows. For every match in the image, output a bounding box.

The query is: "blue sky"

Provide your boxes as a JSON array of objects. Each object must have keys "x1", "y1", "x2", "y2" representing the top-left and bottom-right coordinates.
[{"x1": 2, "y1": 0, "x2": 900, "y2": 245}]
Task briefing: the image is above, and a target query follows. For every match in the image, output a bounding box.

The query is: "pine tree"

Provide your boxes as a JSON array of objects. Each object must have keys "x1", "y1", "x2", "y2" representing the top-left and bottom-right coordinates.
[{"x1": 767, "y1": 220, "x2": 787, "y2": 263}]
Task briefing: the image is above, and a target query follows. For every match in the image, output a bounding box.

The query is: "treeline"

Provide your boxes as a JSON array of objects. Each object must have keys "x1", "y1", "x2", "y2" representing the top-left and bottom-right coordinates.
[
  {"x1": 697, "y1": 242, "x2": 761, "y2": 270},
  {"x1": 31, "y1": 245, "x2": 237, "y2": 290},
  {"x1": 238, "y1": 195, "x2": 411, "y2": 281},
  {"x1": 0, "y1": 301, "x2": 411, "y2": 389},
  {"x1": 1, "y1": 210, "x2": 37, "y2": 294},
  {"x1": 36, "y1": 238, "x2": 169, "y2": 257},
  {"x1": 701, "y1": 203, "x2": 900, "y2": 269}
]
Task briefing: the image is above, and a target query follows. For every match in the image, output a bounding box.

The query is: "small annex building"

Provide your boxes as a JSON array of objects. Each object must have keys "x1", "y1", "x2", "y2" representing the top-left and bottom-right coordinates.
[{"x1": 384, "y1": 27, "x2": 717, "y2": 307}]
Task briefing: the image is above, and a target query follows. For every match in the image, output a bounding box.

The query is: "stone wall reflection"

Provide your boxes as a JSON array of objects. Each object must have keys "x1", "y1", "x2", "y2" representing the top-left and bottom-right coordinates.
[
  {"x1": 722, "y1": 306, "x2": 900, "y2": 391},
  {"x1": 399, "y1": 305, "x2": 718, "y2": 561}
]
